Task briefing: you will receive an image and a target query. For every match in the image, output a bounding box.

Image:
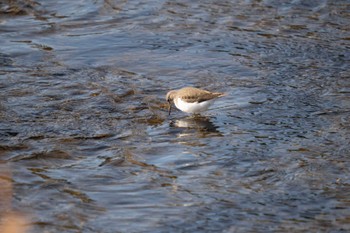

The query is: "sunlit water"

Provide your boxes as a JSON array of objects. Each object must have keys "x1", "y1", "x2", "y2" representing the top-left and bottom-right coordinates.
[{"x1": 1, "y1": 0, "x2": 350, "y2": 232}]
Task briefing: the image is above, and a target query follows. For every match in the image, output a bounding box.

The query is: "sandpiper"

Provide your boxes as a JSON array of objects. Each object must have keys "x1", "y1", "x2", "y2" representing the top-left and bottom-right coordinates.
[{"x1": 166, "y1": 87, "x2": 225, "y2": 115}]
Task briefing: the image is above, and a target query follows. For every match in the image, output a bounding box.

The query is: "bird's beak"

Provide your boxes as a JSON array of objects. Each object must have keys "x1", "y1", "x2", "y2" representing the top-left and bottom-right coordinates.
[{"x1": 168, "y1": 102, "x2": 172, "y2": 116}]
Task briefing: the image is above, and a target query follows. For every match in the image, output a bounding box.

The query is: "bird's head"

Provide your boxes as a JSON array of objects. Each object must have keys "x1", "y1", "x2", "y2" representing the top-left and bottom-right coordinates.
[
  {"x1": 165, "y1": 90, "x2": 177, "y2": 116},
  {"x1": 165, "y1": 90, "x2": 176, "y2": 102}
]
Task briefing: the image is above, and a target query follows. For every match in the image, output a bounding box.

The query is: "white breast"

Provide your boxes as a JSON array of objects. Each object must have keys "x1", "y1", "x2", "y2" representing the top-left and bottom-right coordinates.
[{"x1": 174, "y1": 98, "x2": 215, "y2": 113}]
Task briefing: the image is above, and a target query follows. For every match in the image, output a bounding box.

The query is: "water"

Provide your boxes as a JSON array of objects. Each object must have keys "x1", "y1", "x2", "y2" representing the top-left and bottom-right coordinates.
[{"x1": 1, "y1": 0, "x2": 350, "y2": 232}]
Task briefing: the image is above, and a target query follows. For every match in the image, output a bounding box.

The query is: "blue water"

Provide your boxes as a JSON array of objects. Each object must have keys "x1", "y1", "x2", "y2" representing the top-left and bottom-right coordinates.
[{"x1": 0, "y1": 0, "x2": 349, "y2": 232}]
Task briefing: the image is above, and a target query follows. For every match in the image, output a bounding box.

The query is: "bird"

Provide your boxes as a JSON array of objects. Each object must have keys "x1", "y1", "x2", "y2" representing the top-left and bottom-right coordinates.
[{"x1": 165, "y1": 87, "x2": 225, "y2": 115}]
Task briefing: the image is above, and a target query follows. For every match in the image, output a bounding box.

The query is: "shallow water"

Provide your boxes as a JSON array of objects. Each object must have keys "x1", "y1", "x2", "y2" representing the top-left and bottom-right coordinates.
[{"x1": 1, "y1": 0, "x2": 350, "y2": 232}]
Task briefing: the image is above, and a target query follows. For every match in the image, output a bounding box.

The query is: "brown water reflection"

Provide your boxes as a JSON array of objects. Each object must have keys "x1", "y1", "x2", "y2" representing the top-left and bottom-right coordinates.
[
  {"x1": 0, "y1": 167, "x2": 29, "y2": 233},
  {"x1": 170, "y1": 116, "x2": 222, "y2": 137},
  {"x1": 1, "y1": 0, "x2": 350, "y2": 232}
]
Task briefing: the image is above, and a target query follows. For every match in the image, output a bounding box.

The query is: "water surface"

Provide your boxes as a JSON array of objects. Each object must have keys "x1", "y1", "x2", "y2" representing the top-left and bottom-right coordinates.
[{"x1": 1, "y1": 0, "x2": 350, "y2": 232}]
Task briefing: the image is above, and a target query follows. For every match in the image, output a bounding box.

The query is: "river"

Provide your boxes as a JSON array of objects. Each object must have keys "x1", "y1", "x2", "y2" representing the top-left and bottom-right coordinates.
[{"x1": 1, "y1": 0, "x2": 350, "y2": 232}]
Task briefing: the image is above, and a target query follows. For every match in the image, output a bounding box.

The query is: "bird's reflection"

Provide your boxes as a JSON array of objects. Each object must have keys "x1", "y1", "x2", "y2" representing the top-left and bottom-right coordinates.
[{"x1": 170, "y1": 115, "x2": 222, "y2": 137}]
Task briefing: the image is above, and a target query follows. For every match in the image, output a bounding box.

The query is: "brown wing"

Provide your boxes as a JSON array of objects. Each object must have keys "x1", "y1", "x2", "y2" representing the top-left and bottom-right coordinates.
[
  {"x1": 180, "y1": 87, "x2": 224, "y2": 103},
  {"x1": 197, "y1": 92, "x2": 224, "y2": 103}
]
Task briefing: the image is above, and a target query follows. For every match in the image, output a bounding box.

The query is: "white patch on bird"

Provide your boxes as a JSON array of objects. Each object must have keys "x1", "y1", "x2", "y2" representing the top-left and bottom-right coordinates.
[{"x1": 174, "y1": 97, "x2": 216, "y2": 113}]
